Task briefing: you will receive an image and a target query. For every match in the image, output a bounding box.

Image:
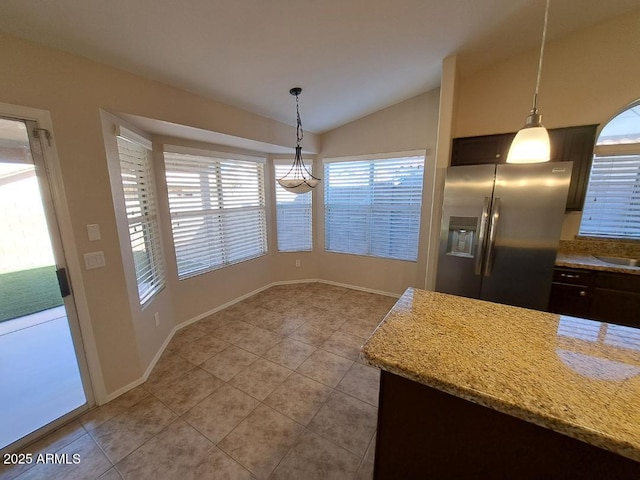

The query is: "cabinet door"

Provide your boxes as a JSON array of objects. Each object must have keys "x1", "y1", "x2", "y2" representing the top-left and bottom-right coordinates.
[
  {"x1": 549, "y1": 125, "x2": 598, "y2": 211},
  {"x1": 451, "y1": 133, "x2": 514, "y2": 165},
  {"x1": 548, "y1": 283, "x2": 590, "y2": 317},
  {"x1": 590, "y1": 288, "x2": 640, "y2": 328}
]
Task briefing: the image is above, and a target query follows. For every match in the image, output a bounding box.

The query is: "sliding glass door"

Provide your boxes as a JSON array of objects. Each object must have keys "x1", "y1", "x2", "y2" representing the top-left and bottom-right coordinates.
[{"x1": 0, "y1": 116, "x2": 90, "y2": 451}]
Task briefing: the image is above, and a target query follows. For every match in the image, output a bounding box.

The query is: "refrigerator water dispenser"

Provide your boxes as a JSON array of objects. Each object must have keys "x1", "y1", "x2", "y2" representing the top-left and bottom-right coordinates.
[{"x1": 446, "y1": 216, "x2": 477, "y2": 258}]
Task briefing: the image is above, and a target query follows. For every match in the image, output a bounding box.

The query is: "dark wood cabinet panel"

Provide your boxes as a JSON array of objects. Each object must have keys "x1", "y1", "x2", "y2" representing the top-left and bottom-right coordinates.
[
  {"x1": 552, "y1": 125, "x2": 598, "y2": 211},
  {"x1": 548, "y1": 282, "x2": 590, "y2": 317},
  {"x1": 375, "y1": 371, "x2": 640, "y2": 479},
  {"x1": 590, "y1": 288, "x2": 640, "y2": 329},
  {"x1": 450, "y1": 133, "x2": 515, "y2": 165},
  {"x1": 552, "y1": 268, "x2": 594, "y2": 285},
  {"x1": 451, "y1": 125, "x2": 598, "y2": 210},
  {"x1": 595, "y1": 271, "x2": 640, "y2": 291},
  {"x1": 549, "y1": 267, "x2": 640, "y2": 328}
]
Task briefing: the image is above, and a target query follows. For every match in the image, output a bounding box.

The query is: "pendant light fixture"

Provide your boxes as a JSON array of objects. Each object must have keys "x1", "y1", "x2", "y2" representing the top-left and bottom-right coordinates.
[
  {"x1": 506, "y1": 0, "x2": 551, "y2": 164},
  {"x1": 277, "y1": 87, "x2": 321, "y2": 194}
]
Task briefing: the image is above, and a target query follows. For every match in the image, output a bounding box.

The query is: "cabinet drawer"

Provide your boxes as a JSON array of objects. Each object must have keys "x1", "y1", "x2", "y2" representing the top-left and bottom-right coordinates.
[
  {"x1": 552, "y1": 268, "x2": 593, "y2": 286},
  {"x1": 595, "y1": 272, "x2": 640, "y2": 292}
]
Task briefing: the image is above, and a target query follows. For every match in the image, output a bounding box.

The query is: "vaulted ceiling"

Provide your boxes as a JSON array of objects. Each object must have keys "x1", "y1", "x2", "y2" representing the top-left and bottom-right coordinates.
[{"x1": 1, "y1": 0, "x2": 638, "y2": 133}]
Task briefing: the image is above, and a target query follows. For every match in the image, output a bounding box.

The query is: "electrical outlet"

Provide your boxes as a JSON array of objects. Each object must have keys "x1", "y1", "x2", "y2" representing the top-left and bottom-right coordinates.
[
  {"x1": 154, "y1": 312, "x2": 160, "y2": 327},
  {"x1": 295, "y1": 259, "x2": 301, "y2": 268}
]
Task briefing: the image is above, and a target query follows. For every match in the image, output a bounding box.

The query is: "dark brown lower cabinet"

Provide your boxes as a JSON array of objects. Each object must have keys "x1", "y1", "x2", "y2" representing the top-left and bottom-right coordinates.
[
  {"x1": 590, "y1": 288, "x2": 640, "y2": 328},
  {"x1": 547, "y1": 282, "x2": 590, "y2": 317},
  {"x1": 549, "y1": 267, "x2": 640, "y2": 328},
  {"x1": 374, "y1": 371, "x2": 640, "y2": 479}
]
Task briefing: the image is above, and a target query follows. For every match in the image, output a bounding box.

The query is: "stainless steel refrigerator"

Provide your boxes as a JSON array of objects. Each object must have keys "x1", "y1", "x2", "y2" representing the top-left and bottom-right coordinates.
[{"x1": 435, "y1": 162, "x2": 572, "y2": 311}]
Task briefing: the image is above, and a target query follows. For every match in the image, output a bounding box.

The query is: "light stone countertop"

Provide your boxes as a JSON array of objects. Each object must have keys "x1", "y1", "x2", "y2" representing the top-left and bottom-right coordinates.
[
  {"x1": 361, "y1": 288, "x2": 640, "y2": 462},
  {"x1": 556, "y1": 253, "x2": 640, "y2": 275}
]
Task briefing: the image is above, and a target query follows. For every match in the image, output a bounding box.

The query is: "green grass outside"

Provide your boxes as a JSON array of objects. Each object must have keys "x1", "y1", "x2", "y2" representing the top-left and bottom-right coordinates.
[{"x1": 0, "y1": 265, "x2": 63, "y2": 323}]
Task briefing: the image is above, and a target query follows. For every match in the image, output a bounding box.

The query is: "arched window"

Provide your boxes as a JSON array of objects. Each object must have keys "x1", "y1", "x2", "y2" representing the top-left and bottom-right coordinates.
[{"x1": 579, "y1": 103, "x2": 640, "y2": 239}]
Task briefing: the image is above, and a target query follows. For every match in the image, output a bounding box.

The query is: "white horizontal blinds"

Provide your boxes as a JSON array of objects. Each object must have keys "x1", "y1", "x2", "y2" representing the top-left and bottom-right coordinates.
[
  {"x1": 164, "y1": 151, "x2": 267, "y2": 279},
  {"x1": 274, "y1": 162, "x2": 312, "y2": 252},
  {"x1": 116, "y1": 135, "x2": 166, "y2": 305},
  {"x1": 324, "y1": 155, "x2": 424, "y2": 261},
  {"x1": 580, "y1": 153, "x2": 640, "y2": 238}
]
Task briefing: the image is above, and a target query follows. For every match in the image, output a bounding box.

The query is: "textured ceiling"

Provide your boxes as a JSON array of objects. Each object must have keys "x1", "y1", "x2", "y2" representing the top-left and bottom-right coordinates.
[{"x1": 1, "y1": 0, "x2": 638, "y2": 133}]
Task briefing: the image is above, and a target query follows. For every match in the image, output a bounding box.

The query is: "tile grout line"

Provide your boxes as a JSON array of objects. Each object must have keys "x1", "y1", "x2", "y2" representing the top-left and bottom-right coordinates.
[
  {"x1": 353, "y1": 429, "x2": 377, "y2": 479},
  {"x1": 106, "y1": 418, "x2": 179, "y2": 480}
]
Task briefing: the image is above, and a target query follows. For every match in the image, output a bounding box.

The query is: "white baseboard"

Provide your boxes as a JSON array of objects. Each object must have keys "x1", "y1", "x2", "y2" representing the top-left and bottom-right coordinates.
[
  {"x1": 271, "y1": 278, "x2": 321, "y2": 286},
  {"x1": 102, "y1": 278, "x2": 397, "y2": 404},
  {"x1": 144, "y1": 327, "x2": 178, "y2": 376},
  {"x1": 102, "y1": 376, "x2": 147, "y2": 404},
  {"x1": 175, "y1": 278, "x2": 336, "y2": 330},
  {"x1": 317, "y1": 279, "x2": 400, "y2": 298}
]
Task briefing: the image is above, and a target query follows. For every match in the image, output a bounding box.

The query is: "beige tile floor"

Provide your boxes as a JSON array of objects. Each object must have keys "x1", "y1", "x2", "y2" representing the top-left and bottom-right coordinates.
[{"x1": 0, "y1": 282, "x2": 395, "y2": 480}]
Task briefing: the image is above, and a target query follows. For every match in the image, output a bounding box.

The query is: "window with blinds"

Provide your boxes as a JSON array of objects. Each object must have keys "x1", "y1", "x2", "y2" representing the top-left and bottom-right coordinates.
[
  {"x1": 116, "y1": 129, "x2": 165, "y2": 306},
  {"x1": 579, "y1": 103, "x2": 640, "y2": 239},
  {"x1": 324, "y1": 153, "x2": 425, "y2": 261},
  {"x1": 580, "y1": 152, "x2": 640, "y2": 238},
  {"x1": 163, "y1": 148, "x2": 267, "y2": 279},
  {"x1": 274, "y1": 162, "x2": 312, "y2": 252}
]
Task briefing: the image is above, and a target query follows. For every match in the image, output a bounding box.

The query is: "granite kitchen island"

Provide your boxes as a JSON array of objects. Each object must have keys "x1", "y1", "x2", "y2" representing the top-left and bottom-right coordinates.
[{"x1": 361, "y1": 288, "x2": 640, "y2": 479}]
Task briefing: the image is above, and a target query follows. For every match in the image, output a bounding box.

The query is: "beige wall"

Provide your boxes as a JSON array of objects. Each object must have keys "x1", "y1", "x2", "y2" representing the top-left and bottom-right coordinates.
[
  {"x1": 318, "y1": 90, "x2": 441, "y2": 294},
  {"x1": 455, "y1": 9, "x2": 640, "y2": 137},
  {"x1": 454, "y1": 9, "x2": 640, "y2": 239},
  {"x1": 0, "y1": 32, "x2": 316, "y2": 399}
]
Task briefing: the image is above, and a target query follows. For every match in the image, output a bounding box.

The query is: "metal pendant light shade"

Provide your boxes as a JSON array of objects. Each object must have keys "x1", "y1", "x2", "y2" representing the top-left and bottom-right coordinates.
[
  {"x1": 277, "y1": 88, "x2": 321, "y2": 194},
  {"x1": 507, "y1": 114, "x2": 550, "y2": 164},
  {"x1": 507, "y1": 0, "x2": 551, "y2": 164}
]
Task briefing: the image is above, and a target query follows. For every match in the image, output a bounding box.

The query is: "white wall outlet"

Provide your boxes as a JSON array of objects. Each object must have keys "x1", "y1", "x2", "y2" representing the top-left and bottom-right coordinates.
[
  {"x1": 295, "y1": 259, "x2": 301, "y2": 268},
  {"x1": 154, "y1": 312, "x2": 160, "y2": 327}
]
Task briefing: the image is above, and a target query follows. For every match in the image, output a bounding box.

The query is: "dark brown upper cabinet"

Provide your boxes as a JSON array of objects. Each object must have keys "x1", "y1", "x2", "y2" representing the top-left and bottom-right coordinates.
[
  {"x1": 450, "y1": 132, "x2": 516, "y2": 165},
  {"x1": 451, "y1": 125, "x2": 598, "y2": 211}
]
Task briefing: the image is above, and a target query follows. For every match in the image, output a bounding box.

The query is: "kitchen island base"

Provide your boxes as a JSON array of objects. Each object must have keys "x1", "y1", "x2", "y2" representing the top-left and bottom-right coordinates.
[{"x1": 374, "y1": 371, "x2": 640, "y2": 479}]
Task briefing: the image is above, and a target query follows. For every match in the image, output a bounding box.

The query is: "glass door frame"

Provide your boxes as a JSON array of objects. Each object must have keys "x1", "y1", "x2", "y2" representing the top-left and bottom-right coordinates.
[{"x1": 0, "y1": 107, "x2": 97, "y2": 454}]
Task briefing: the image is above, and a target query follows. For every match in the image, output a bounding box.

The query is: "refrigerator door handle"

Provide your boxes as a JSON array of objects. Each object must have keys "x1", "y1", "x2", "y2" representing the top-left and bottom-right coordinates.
[
  {"x1": 483, "y1": 197, "x2": 501, "y2": 277},
  {"x1": 475, "y1": 196, "x2": 491, "y2": 275}
]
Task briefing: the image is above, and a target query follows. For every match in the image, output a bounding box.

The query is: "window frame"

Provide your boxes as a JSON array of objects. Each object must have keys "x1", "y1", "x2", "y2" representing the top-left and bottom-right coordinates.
[
  {"x1": 579, "y1": 103, "x2": 640, "y2": 240},
  {"x1": 163, "y1": 145, "x2": 267, "y2": 280},
  {"x1": 323, "y1": 150, "x2": 426, "y2": 262},
  {"x1": 115, "y1": 126, "x2": 166, "y2": 307}
]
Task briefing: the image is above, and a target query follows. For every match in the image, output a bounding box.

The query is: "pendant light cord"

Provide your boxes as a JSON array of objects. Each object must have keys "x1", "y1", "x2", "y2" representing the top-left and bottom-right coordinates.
[
  {"x1": 296, "y1": 92, "x2": 304, "y2": 147},
  {"x1": 533, "y1": 0, "x2": 550, "y2": 111}
]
